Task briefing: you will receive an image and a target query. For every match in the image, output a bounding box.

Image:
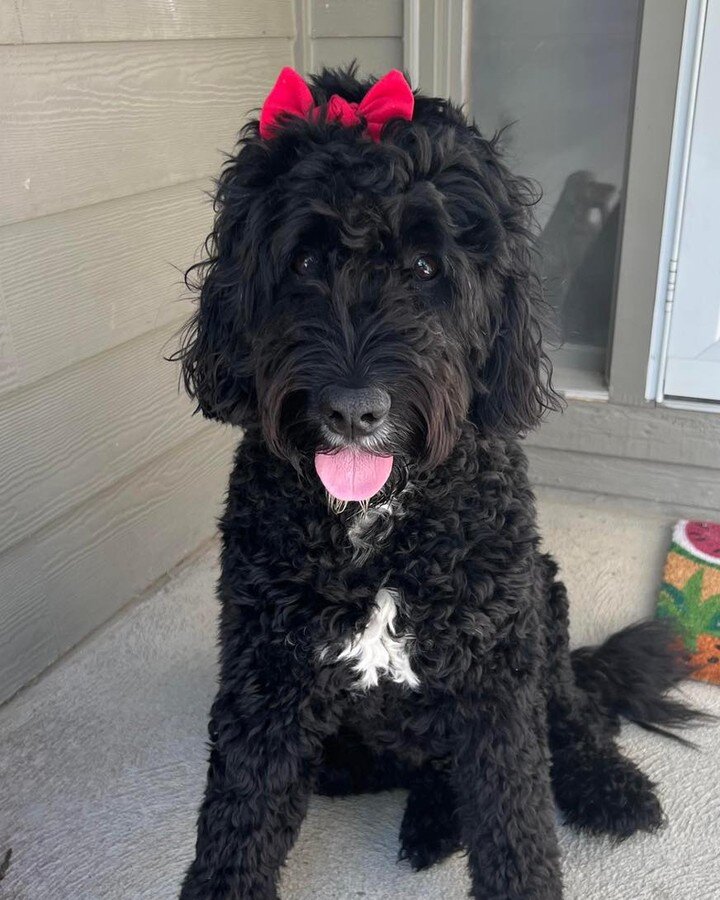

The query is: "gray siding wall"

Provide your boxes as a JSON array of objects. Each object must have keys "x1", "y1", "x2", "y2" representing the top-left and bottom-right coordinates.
[
  {"x1": 0, "y1": 0, "x2": 408, "y2": 704},
  {"x1": 0, "y1": 1, "x2": 296, "y2": 703},
  {"x1": 526, "y1": 401, "x2": 720, "y2": 521},
  {"x1": 6, "y1": 0, "x2": 711, "y2": 706}
]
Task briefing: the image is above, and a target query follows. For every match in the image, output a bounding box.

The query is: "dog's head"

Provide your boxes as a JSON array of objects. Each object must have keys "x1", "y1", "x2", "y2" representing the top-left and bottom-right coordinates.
[{"x1": 178, "y1": 66, "x2": 560, "y2": 501}]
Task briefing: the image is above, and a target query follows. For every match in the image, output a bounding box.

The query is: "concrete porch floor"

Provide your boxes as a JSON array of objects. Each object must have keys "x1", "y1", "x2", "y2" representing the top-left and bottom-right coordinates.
[{"x1": 1, "y1": 494, "x2": 718, "y2": 899}]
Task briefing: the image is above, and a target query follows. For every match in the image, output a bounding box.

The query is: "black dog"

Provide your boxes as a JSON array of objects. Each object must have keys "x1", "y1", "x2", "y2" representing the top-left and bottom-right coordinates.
[{"x1": 176, "y1": 67, "x2": 696, "y2": 899}]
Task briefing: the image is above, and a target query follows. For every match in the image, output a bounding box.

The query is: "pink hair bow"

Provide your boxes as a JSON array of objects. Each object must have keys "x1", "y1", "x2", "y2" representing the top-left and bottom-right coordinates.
[{"x1": 259, "y1": 67, "x2": 414, "y2": 142}]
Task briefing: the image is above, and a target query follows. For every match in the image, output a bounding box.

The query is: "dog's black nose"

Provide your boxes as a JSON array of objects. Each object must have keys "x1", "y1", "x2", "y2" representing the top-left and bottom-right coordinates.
[{"x1": 320, "y1": 386, "x2": 391, "y2": 440}]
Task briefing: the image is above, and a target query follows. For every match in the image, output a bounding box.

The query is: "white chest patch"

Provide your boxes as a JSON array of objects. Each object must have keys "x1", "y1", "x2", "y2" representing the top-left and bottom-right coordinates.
[{"x1": 335, "y1": 588, "x2": 420, "y2": 690}]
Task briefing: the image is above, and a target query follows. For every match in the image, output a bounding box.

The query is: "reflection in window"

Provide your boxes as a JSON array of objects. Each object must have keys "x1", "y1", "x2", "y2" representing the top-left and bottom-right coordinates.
[{"x1": 469, "y1": 0, "x2": 642, "y2": 373}]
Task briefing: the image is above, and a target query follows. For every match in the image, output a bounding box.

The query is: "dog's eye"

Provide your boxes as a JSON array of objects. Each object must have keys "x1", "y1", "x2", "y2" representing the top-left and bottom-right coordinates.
[
  {"x1": 412, "y1": 254, "x2": 440, "y2": 281},
  {"x1": 292, "y1": 251, "x2": 321, "y2": 277}
]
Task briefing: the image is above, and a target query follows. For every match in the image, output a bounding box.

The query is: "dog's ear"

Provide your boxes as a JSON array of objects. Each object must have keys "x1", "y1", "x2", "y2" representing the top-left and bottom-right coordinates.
[
  {"x1": 469, "y1": 150, "x2": 563, "y2": 435},
  {"x1": 176, "y1": 144, "x2": 263, "y2": 426}
]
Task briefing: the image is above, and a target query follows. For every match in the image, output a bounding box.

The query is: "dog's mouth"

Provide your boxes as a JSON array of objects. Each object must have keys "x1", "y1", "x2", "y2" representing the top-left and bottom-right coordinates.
[{"x1": 314, "y1": 448, "x2": 393, "y2": 502}]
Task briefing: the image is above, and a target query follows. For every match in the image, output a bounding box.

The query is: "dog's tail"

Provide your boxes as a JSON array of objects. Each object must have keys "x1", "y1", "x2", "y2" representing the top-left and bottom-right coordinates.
[{"x1": 570, "y1": 620, "x2": 710, "y2": 744}]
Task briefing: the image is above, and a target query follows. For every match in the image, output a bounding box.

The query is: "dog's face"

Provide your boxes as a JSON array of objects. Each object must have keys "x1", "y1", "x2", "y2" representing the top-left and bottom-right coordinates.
[{"x1": 179, "y1": 70, "x2": 558, "y2": 500}]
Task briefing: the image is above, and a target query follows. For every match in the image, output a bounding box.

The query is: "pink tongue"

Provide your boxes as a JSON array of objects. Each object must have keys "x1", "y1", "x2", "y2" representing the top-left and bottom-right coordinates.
[{"x1": 315, "y1": 449, "x2": 393, "y2": 502}]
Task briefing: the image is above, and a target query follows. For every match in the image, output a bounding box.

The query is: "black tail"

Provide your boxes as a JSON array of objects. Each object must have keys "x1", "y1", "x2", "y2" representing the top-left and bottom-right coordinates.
[{"x1": 571, "y1": 620, "x2": 710, "y2": 745}]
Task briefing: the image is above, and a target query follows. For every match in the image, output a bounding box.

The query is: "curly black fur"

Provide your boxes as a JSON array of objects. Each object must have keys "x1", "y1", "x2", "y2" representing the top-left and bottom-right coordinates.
[{"x1": 175, "y1": 67, "x2": 700, "y2": 900}]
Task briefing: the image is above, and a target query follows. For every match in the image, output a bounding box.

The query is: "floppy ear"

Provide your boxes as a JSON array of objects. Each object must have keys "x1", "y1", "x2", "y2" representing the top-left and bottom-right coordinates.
[
  {"x1": 176, "y1": 146, "x2": 261, "y2": 426},
  {"x1": 469, "y1": 159, "x2": 563, "y2": 435}
]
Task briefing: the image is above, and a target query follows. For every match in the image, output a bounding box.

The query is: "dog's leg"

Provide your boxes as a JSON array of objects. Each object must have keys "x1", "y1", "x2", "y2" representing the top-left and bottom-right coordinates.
[
  {"x1": 542, "y1": 566, "x2": 664, "y2": 838},
  {"x1": 548, "y1": 685, "x2": 664, "y2": 838},
  {"x1": 451, "y1": 692, "x2": 562, "y2": 900},
  {"x1": 398, "y1": 763, "x2": 460, "y2": 871},
  {"x1": 180, "y1": 642, "x2": 333, "y2": 900},
  {"x1": 550, "y1": 735, "x2": 664, "y2": 838},
  {"x1": 316, "y1": 726, "x2": 410, "y2": 796}
]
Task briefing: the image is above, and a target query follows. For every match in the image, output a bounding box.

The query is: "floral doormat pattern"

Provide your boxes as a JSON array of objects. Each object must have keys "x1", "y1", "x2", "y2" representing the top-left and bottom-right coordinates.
[{"x1": 657, "y1": 520, "x2": 720, "y2": 685}]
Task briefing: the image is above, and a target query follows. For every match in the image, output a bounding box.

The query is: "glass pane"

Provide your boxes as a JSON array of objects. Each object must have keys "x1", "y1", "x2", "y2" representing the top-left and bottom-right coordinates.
[{"x1": 469, "y1": 0, "x2": 642, "y2": 375}]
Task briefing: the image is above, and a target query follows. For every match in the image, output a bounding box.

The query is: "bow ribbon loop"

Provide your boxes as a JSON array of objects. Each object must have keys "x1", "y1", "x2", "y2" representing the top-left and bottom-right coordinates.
[{"x1": 259, "y1": 67, "x2": 414, "y2": 141}]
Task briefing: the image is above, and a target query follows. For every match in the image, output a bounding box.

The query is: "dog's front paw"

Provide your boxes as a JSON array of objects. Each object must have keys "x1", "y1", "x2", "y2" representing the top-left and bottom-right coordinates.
[
  {"x1": 398, "y1": 786, "x2": 461, "y2": 871},
  {"x1": 398, "y1": 827, "x2": 460, "y2": 872},
  {"x1": 553, "y1": 746, "x2": 665, "y2": 839}
]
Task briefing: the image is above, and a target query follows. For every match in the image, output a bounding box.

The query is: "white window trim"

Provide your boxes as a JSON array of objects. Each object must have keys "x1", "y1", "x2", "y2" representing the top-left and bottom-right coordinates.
[
  {"x1": 646, "y1": 0, "x2": 708, "y2": 401},
  {"x1": 403, "y1": 0, "x2": 471, "y2": 105}
]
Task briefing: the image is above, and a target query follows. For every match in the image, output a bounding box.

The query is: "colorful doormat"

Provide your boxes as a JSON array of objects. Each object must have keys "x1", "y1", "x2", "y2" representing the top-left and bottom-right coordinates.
[{"x1": 657, "y1": 520, "x2": 720, "y2": 685}]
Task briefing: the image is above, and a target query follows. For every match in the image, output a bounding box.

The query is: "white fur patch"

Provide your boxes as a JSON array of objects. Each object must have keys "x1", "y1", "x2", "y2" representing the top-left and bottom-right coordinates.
[{"x1": 335, "y1": 588, "x2": 419, "y2": 690}]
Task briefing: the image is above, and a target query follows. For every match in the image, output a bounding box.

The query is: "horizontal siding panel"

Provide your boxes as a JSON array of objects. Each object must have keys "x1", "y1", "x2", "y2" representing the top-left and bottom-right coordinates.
[
  {"x1": 0, "y1": 427, "x2": 235, "y2": 703},
  {"x1": 0, "y1": 290, "x2": 20, "y2": 394},
  {"x1": 0, "y1": 38, "x2": 291, "y2": 225},
  {"x1": 310, "y1": 0, "x2": 403, "y2": 38},
  {"x1": 527, "y1": 446, "x2": 720, "y2": 516},
  {"x1": 311, "y1": 36, "x2": 403, "y2": 75},
  {"x1": 527, "y1": 401, "x2": 720, "y2": 470},
  {"x1": 0, "y1": 1, "x2": 22, "y2": 44},
  {"x1": 0, "y1": 180, "x2": 212, "y2": 394},
  {"x1": 5, "y1": 0, "x2": 293, "y2": 44},
  {"x1": 0, "y1": 324, "x2": 219, "y2": 557}
]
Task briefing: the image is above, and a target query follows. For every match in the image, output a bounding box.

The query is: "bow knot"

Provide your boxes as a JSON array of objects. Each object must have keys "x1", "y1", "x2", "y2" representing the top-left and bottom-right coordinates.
[{"x1": 259, "y1": 67, "x2": 414, "y2": 142}]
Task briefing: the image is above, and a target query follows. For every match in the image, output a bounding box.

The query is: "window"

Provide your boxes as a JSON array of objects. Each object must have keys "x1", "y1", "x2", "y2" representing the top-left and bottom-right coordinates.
[{"x1": 467, "y1": 0, "x2": 642, "y2": 392}]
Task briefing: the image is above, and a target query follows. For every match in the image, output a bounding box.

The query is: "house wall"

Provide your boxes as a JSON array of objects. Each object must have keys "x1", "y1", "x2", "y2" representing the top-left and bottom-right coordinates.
[
  {"x1": 2, "y1": 0, "x2": 716, "y2": 706},
  {"x1": 0, "y1": 1, "x2": 296, "y2": 703},
  {"x1": 0, "y1": 0, "x2": 409, "y2": 705},
  {"x1": 525, "y1": 401, "x2": 720, "y2": 520}
]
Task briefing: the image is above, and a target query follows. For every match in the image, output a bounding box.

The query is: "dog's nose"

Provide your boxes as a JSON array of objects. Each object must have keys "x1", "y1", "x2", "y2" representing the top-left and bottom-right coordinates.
[{"x1": 320, "y1": 386, "x2": 391, "y2": 440}]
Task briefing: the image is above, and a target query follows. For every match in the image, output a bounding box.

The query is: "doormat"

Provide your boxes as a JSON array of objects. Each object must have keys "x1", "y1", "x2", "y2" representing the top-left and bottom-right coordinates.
[{"x1": 657, "y1": 520, "x2": 720, "y2": 685}]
